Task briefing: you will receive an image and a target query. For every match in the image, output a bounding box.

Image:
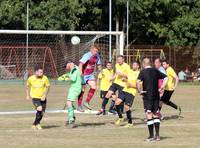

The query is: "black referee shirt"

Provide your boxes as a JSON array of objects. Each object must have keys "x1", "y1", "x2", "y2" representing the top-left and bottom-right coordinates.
[{"x1": 138, "y1": 67, "x2": 167, "y2": 100}]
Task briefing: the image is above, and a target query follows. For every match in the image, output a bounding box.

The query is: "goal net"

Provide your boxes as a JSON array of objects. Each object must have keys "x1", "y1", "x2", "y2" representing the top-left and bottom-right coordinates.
[{"x1": 0, "y1": 30, "x2": 124, "y2": 80}]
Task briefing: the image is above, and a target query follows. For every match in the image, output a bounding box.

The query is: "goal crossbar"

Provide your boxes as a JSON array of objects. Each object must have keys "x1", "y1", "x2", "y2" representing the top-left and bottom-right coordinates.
[{"x1": 0, "y1": 30, "x2": 124, "y2": 55}]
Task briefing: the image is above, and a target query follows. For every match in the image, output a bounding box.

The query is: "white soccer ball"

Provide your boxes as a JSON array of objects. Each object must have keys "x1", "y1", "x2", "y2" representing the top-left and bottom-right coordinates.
[{"x1": 71, "y1": 36, "x2": 80, "y2": 45}]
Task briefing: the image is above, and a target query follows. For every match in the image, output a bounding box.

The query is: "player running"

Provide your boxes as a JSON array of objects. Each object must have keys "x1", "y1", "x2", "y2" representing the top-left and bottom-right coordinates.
[
  {"x1": 160, "y1": 60, "x2": 181, "y2": 117},
  {"x1": 103, "y1": 55, "x2": 130, "y2": 114},
  {"x1": 96, "y1": 62, "x2": 115, "y2": 115},
  {"x1": 58, "y1": 60, "x2": 82, "y2": 128},
  {"x1": 137, "y1": 58, "x2": 168, "y2": 141},
  {"x1": 115, "y1": 61, "x2": 140, "y2": 127},
  {"x1": 77, "y1": 44, "x2": 101, "y2": 111},
  {"x1": 26, "y1": 66, "x2": 50, "y2": 130}
]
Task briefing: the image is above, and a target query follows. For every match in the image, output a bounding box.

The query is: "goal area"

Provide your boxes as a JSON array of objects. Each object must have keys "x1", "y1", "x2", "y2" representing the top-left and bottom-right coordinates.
[{"x1": 0, "y1": 30, "x2": 124, "y2": 80}]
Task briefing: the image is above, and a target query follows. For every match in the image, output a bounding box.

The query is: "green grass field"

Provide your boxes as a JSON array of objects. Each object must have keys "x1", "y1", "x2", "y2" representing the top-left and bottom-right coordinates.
[{"x1": 0, "y1": 83, "x2": 200, "y2": 148}]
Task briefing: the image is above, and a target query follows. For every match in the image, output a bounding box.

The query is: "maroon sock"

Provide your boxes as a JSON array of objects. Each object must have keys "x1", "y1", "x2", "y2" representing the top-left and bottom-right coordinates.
[
  {"x1": 86, "y1": 88, "x2": 96, "y2": 103},
  {"x1": 78, "y1": 91, "x2": 84, "y2": 106}
]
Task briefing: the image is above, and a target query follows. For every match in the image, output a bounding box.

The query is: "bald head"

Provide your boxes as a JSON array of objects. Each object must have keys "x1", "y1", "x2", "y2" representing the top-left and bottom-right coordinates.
[{"x1": 142, "y1": 58, "x2": 151, "y2": 68}]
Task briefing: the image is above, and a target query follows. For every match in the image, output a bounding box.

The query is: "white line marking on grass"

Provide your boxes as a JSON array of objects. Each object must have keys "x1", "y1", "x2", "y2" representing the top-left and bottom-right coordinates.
[
  {"x1": 0, "y1": 109, "x2": 199, "y2": 115},
  {"x1": 0, "y1": 110, "x2": 99, "y2": 115}
]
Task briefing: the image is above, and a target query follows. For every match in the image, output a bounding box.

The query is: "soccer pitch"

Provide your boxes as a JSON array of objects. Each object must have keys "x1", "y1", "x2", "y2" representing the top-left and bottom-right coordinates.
[{"x1": 0, "y1": 83, "x2": 200, "y2": 148}]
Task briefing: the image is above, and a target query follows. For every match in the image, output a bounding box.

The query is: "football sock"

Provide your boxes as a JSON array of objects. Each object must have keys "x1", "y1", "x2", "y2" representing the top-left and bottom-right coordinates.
[
  {"x1": 154, "y1": 117, "x2": 160, "y2": 136},
  {"x1": 126, "y1": 110, "x2": 132, "y2": 124},
  {"x1": 78, "y1": 91, "x2": 84, "y2": 106},
  {"x1": 86, "y1": 88, "x2": 96, "y2": 103},
  {"x1": 68, "y1": 106, "x2": 74, "y2": 121},
  {"x1": 33, "y1": 110, "x2": 43, "y2": 125},
  {"x1": 109, "y1": 100, "x2": 115, "y2": 111},
  {"x1": 116, "y1": 105, "x2": 123, "y2": 118},
  {"x1": 147, "y1": 119, "x2": 154, "y2": 138},
  {"x1": 102, "y1": 98, "x2": 109, "y2": 110}
]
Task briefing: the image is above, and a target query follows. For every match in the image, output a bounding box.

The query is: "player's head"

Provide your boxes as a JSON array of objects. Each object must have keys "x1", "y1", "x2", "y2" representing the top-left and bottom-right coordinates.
[
  {"x1": 65, "y1": 60, "x2": 74, "y2": 71},
  {"x1": 91, "y1": 44, "x2": 99, "y2": 56},
  {"x1": 142, "y1": 58, "x2": 151, "y2": 68},
  {"x1": 132, "y1": 61, "x2": 140, "y2": 71},
  {"x1": 34, "y1": 65, "x2": 43, "y2": 78},
  {"x1": 162, "y1": 60, "x2": 169, "y2": 69},
  {"x1": 117, "y1": 55, "x2": 124, "y2": 65},
  {"x1": 154, "y1": 58, "x2": 162, "y2": 69},
  {"x1": 106, "y1": 61, "x2": 112, "y2": 70}
]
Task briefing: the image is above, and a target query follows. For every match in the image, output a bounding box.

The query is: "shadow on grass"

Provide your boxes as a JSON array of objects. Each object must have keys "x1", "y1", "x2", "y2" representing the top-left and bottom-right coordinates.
[
  {"x1": 42, "y1": 125, "x2": 61, "y2": 129},
  {"x1": 78, "y1": 122, "x2": 106, "y2": 127},
  {"x1": 163, "y1": 115, "x2": 184, "y2": 121},
  {"x1": 160, "y1": 136, "x2": 173, "y2": 140}
]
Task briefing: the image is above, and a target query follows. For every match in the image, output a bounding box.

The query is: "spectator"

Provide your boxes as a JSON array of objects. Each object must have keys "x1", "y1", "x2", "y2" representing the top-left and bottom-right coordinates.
[{"x1": 178, "y1": 70, "x2": 187, "y2": 82}]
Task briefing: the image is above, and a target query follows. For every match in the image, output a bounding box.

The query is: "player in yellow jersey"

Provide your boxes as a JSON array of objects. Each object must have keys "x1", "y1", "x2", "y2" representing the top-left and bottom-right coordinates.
[
  {"x1": 26, "y1": 66, "x2": 50, "y2": 130},
  {"x1": 104, "y1": 55, "x2": 130, "y2": 114},
  {"x1": 114, "y1": 61, "x2": 140, "y2": 127},
  {"x1": 96, "y1": 62, "x2": 115, "y2": 115},
  {"x1": 160, "y1": 60, "x2": 181, "y2": 117}
]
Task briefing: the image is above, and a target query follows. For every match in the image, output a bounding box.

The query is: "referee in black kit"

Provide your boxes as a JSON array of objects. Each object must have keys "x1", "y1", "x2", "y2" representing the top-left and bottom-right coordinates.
[{"x1": 137, "y1": 58, "x2": 168, "y2": 142}]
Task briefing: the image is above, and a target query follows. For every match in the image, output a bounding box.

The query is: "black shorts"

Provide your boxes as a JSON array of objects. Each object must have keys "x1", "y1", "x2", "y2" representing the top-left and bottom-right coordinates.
[
  {"x1": 143, "y1": 99, "x2": 159, "y2": 114},
  {"x1": 161, "y1": 90, "x2": 174, "y2": 103},
  {"x1": 109, "y1": 83, "x2": 124, "y2": 94},
  {"x1": 32, "y1": 98, "x2": 47, "y2": 112},
  {"x1": 100, "y1": 91, "x2": 108, "y2": 99},
  {"x1": 118, "y1": 91, "x2": 134, "y2": 107}
]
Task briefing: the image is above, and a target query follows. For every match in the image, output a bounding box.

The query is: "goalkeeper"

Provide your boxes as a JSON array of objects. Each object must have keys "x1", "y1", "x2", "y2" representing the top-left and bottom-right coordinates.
[{"x1": 58, "y1": 60, "x2": 82, "y2": 128}]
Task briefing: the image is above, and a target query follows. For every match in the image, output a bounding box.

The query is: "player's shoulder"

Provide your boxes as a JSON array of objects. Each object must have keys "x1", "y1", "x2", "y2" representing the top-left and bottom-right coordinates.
[
  {"x1": 122, "y1": 62, "x2": 130, "y2": 68},
  {"x1": 42, "y1": 75, "x2": 49, "y2": 80},
  {"x1": 28, "y1": 75, "x2": 35, "y2": 80},
  {"x1": 167, "y1": 66, "x2": 175, "y2": 73},
  {"x1": 82, "y1": 51, "x2": 91, "y2": 58}
]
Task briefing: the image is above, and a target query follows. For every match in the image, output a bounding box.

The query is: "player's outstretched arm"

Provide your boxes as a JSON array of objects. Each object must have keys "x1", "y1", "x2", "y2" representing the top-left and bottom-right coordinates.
[{"x1": 58, "y1": 74, "x2": 69, "y2": 81}]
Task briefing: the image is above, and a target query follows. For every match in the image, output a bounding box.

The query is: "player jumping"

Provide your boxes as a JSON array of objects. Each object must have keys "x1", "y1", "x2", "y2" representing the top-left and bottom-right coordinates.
[
  {"x1": 26, "y1": 66, "x2": 50, "y2": 130},
  {"x1": 77, "y1": 44, "x2": 101, "y2": 111},
  {"x1": 58, "y1": 60, "x2": 82, "y2": 128}
]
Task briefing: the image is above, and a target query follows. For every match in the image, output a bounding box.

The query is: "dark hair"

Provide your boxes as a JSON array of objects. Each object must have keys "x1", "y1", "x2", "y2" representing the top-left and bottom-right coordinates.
[
  {"x1": 154, "y1": 58, "x2": 162, "y2": 63},
  {"x1": 106, "y1": 61, "x2": 112, "y2": 65},
  {"x1": 64, "y1": 59, "x2": 74, "y2": 68},
  {"x1": 133, "y1": 60, "x2": 140, "y2": 65},
  {"x1": 162, "y1": 59, "x2": 169, "y2": 64},
  {"x1": 34, "y1": 65, "x2": 43, "y2": 71},
  {"x1": 117, "y1": 55, "x2": 124, "y2": 58}
]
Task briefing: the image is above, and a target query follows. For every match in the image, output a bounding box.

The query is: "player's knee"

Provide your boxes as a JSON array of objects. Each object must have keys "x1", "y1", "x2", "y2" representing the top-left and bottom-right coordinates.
[
  {"x1": 106, "y1": 91, "x2": 113, "y2": 98},
  {"x1": 37, "y1": 106, "x2": 42, "y2": 111},
  {"x1": 115, "y1": 99, "x2": 122, "y2": 106},
  {"x1": 124, "y1": 105, "x2": 130, "y2": 112},
  {"x1": 67, "y1": 101, "x2": 73, "y2": 108}
]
